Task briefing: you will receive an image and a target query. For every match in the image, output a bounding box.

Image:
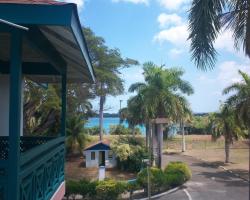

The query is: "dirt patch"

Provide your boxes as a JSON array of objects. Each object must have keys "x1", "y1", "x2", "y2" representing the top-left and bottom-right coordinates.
[{"x1": 65, "y1": 155, "x2": 136, "y2": 181}]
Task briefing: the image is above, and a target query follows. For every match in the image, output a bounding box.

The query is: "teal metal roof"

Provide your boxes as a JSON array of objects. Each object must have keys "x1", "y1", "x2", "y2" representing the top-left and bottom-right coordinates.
[{"x1": 0, "y1": 0, "x2": 95, "y2": 83}]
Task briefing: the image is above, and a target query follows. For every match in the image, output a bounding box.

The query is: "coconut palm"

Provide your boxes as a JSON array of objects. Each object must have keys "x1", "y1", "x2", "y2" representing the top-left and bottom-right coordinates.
[
  {"x1": 129, "y1": 62, "x2": 194, "y2": 167},
  {"x1": 119, "y1": 95, "x2": 146, "y2": 136},
  {"x1": 211, "y1": 105, "x2": 244, "y2": 163},
  {"x1": 129, "y1": 62, "x2": 194, "y2": 120},
  {"x1": 223, "y1": 70, "x2": 250, "y2": 133},
  {"x1": 188, "y1": 0, "x2": 250, "y2": 70},
  {"x1": 175, "y1": 96, "x2": 192, "y2": 152},
  {"x1": 66, "y1": 115, "x2": 86, "y2": 154}
]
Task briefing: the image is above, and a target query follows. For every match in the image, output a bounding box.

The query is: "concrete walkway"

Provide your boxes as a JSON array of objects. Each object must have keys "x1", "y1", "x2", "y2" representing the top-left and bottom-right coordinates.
[{"x1": 156, "y1": 153, "x2": 249, "y2": 200}]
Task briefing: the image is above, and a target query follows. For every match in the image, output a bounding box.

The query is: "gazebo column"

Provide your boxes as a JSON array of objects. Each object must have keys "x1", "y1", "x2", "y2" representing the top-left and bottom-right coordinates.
[
  {"x1": 61, "y1": 71, "x2": 67, "y2": 137},
  {"x1": 8, "y1": 30, "x2": 23, "y2": 200},
  {"x1": 157, "y1": 124, "x2": 163, "y2": 168}
]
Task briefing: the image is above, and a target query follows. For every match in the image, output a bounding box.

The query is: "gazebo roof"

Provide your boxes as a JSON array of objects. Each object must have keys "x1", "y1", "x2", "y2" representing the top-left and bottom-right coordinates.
[
  {"x1": 0, "y1": 0, "x2": 95, "y2": 83},
  {"x1": 84, "y1": 140, "x2": 111, "y2": 151}
]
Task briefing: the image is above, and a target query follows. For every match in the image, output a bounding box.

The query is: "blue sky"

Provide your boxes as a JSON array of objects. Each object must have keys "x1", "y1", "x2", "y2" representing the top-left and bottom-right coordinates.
[{"x1": 64, "y1": 0, "x2": 250, "y2": 113}]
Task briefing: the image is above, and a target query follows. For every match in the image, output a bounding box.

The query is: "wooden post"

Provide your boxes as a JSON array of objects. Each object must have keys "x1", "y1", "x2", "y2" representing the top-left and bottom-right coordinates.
[
  {"x1": 61, "y1": 71, "x2": 67, "y2": 137},
  {"x1": 8, "y1": 30, "x2": 22, "y2": 200},
  {"x1": 157, "y1": 124, "x2": 163, "y2": 169}
]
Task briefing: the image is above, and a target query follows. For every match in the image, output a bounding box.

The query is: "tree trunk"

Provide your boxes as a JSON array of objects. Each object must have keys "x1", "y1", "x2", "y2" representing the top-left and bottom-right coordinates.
[
  {"x1": 225, "y1": 136, "x2": 230, "y2": 163},
  {"x1": 146, "y1": 123, "x2": 149, "y2": 149},
  {"x1": 99, "y1": 95, "x2": 105, "y2": 141},
  {"x1": 132, "y1": 126, "x2": 135, "y2": 137},
  {"x1": 181, "y1": 120, "x2": 186, "y2": 152}
]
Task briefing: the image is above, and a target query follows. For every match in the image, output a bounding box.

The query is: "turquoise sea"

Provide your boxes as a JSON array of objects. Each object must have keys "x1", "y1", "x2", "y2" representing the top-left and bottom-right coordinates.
[{"x1": 85, "y1": 117, "x2": 146, "y2": 135}]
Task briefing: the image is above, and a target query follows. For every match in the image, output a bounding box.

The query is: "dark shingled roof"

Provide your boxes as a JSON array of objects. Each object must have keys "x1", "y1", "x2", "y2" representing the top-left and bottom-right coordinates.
[{"x1": 84, "y1": 141, "x2": 111, "y2": 151}]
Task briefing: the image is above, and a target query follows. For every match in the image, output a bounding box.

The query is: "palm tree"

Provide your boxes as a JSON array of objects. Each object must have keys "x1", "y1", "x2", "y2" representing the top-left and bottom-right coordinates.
[
  {"x1": 129, "y1": 62, "x2": 194, "y2": 167},
  {"x1": 83, "y1": 28, "x2": 138, "y2": 141},
  {"x1": 129, "y1": 62, "x2": 194, "y2": 121},
  {"x1": 66, "y1": 115, "x2": 86, "y2": 154},
  {"x1": 119, "y1": 95, "x2": 145, "y2": 137},
  {"x1": 175, "y1": 96, "x2": 192, "y2": 152},
  {"x1": 223, "y1": 70, "x2": 250, "y2": 134},
  {"x1": 188, "y1": 0, "x2": 250, "y2": 70},
  {"x1": 210, "y1": 105, "x2": 244, "y2": 163}
]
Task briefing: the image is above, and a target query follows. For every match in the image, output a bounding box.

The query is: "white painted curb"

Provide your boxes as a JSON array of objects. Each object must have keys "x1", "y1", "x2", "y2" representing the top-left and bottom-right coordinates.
[{"x1": 134, "y1": 186, "x2": 182, "y2": 200}]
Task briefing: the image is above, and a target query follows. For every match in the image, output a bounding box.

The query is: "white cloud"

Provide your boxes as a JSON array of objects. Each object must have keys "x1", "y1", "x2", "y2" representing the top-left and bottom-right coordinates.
[
  {"x1": 197, "y1": 75, "x2": 215, "y2": 83},
  {"x1": 112, "y1": 0, "x2": 149, "y2": 5},
  {"x1": 153, "y1": 24, "x2": 189, "y2": 46},
  {"x1": 169, "y1": 48, "x2": 183, "y2": 58},
  {"x1": 197, "y1": 60, "x2": 250, "y2": 90},
  {"x1": 215, "y1": 30, "x2": 235, "y2": 53},
  {"x1": 217, "y1": 61, "x2": 250, "y2": 88},
  {"x1": 60, "y1": 0, "x2": 85, "y2": 10},
  {"x1": 157, "y1": 13, "x2": 182, "y2": 28},
  {"x1": 158, "y1": 0, "x2": 190, "y2": 10}
]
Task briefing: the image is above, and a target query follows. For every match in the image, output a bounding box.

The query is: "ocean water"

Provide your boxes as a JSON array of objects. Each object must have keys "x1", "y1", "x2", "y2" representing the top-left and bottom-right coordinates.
[{"x1": 85, "y1": 117, "x2": 146, "y2": 135}]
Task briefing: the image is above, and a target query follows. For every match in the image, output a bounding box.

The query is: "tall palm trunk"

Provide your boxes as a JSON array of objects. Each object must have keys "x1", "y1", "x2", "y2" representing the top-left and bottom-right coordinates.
[
  {"x1": 99, "y1": 95, "x2": 105, "y2": 141},
  {"x1": 181, "y1": 120, "x2": 186, "y2": 152},
  {"x1": 146, "y1": 123, "x2": 149, "y2": 149},
  {"x1": 225, "y1": 135, "x2": 230, "y2": 163}
]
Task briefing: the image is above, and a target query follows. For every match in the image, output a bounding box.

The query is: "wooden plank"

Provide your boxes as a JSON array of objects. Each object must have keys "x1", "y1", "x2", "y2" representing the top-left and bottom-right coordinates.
[
  {"x1": 8, "y1": 29, "x2": 22, "y2": 200},
  {"x1": 0, "y1": 61, "x2": 61, "y2": 75},
  {"x1": 25, "y1": 27, "x2": 66, "y2": 74},
  {"x1": 61, "y1": 72, "x2": 67, "y2": 136}
]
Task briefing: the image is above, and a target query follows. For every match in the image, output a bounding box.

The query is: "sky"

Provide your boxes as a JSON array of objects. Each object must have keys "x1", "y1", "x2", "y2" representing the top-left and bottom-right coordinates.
[{"x1": 63, "y1": 0, "x2": 250, "y2": 113}]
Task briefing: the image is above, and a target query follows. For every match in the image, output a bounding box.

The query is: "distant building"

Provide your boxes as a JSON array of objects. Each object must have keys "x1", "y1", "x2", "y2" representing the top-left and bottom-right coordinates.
[{"x1": 83, "y1": 141, "x2": 117, "y2": 168}]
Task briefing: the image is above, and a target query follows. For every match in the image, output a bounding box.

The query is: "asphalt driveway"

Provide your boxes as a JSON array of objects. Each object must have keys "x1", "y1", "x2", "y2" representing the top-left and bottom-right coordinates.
[{"x1": 156, "y1": 153, "x2": 249, "y2": 200}]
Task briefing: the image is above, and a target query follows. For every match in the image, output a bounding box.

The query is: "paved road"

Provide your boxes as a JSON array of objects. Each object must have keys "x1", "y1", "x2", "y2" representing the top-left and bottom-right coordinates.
[{"x1": 156, "y1": 153, "x2": 249, "y2": 200}]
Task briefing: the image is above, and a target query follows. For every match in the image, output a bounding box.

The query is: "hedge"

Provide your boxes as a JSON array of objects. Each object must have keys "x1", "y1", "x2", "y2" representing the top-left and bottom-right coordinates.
[
  {"x1": 65, "y1": 162, "x2": 192, "y2": 199},
  {"x1": 65, "y1": 179, "x2": 127, "y2": 200},
  {"x1": 164, "y1": 161, "x2": 192, "y2": 187}
]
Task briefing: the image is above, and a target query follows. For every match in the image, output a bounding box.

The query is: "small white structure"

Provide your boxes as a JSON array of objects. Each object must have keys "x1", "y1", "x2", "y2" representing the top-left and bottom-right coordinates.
[{"x1": 83, "y1": 141, "x2": 117, "y2": 168}]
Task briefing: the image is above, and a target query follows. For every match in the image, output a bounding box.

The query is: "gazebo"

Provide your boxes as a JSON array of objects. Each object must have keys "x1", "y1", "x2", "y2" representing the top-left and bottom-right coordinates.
[
  {"x1": 150, "y1": 118, "x2": 169, "y2": 168},
  {"x1": 0, "y1": 1, "x2": 95, "y2": 200}
]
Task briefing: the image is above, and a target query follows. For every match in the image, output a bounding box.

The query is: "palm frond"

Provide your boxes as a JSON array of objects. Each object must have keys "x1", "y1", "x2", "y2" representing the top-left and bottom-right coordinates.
[{"x1": 188, "y1": 0, "x2": 227, "y2": 70}]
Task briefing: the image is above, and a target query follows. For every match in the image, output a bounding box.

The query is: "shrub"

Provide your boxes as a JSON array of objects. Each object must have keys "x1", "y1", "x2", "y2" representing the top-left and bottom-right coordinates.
[
  {"x1": 85, "y1": 126, "x2": 105, "y2": 135},
  {"x1": 95, "y1": 179, "x2": 126, "y2": 200},
  {"x1": 78, "y1": 179, "x2": 98, "y2": 199},
  {"x1": 87, "y1": 180, "x2": 98, "y2": 199},
  {"x1": 126, "y1": 180, "x2": 141, "y2": 198},
  {"x1": 110, "y1": 125, "x2": 142, "y2": 135},
  {"x1": 65, "y1": 180, "x2": 80, "y2": 200},
  {"x1": 111, "y1": 136, "x2": 147, "y2": 172},
  {"x1": 110, "y1": 125, "x2": 131, "y2": 135},
  {"x1": 164, "y1": 162, "x2": 192, "y2": 187},
  {"x1": 137, "y1": 167, "x2": 166, "y2": 193}
]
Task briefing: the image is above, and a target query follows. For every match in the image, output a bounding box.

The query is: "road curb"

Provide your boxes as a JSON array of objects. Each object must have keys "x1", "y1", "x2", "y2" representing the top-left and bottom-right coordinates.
[{"x1": 133, "y1": 185, "x2": 183, "y2": 200}]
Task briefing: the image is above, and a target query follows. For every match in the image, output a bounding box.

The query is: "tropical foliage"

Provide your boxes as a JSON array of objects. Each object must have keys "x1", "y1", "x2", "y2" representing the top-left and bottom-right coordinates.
[
  {"x1": 111, "y1": 136, "x2": 147, "y2": 172},
  {"x1": 188, "y1": 0, "x2": 250, "y2": 70},
  {"x1": 66, "y1": 114, "x2": 87, "y2": 154},
  {"x1": 109, "y1": 124, "x2": 142, "y2": 135},
  {"x1": 223, "y1": 70, "x2": 250, "y2": 132},
  {"x1": 210, "y1": 105, "x2": 245, "y2": 163},
  {"x1": 128, "y1": 62, "x2": 193, "y2": 122},
  {"x1": 83, "y1": 28, "x2": 138, "y2": 141}
]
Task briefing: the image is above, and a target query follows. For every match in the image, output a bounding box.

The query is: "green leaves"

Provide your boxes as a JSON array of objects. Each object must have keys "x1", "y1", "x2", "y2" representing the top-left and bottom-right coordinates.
[
  {"x1": 223, "y1": 70, "x2": 250, "y2": 129},
  {"x1": 128, "y1": 62, "x2": 193, "y2": 121},
  {"x1": 83, "y1": 27, "x2": 137, "y2": 99}
]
